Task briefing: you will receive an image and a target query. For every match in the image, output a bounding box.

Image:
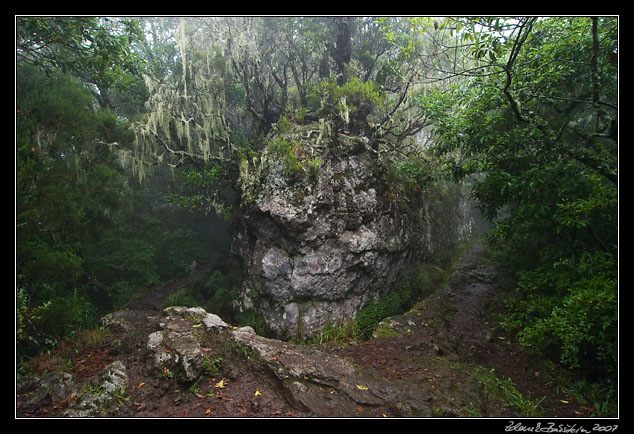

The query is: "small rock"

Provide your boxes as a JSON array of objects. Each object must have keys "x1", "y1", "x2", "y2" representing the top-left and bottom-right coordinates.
[{"x1": 63, "y1": 361, "x2": 127, "y2": 417}]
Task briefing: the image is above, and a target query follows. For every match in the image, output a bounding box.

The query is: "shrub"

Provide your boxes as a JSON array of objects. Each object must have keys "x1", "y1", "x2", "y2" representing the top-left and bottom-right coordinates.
[
  {"x1": 306, "y1": 157, "x2": 322, "y2": 180},
  {"x1": 203, "y1": 271, "x2": 237, "y2": 316},
  {"x1": 501, "y1": 251, "x2": 617, "y2": 378},
  {"x1": 267, "y1": 138, "x2": 303, "y2": 179},
  {"x1": 276, "y1": 115, "x2": 292, "y2": 133},
  {"x1": 165, "y1": 287, "x2": 200, "y2": 308},
  {"x1": 307, "y1": 77, "x2": 384, "y2": 133},
  {"x1": 355, "y1": 263, "x2": 447, "y2": 339},
  {"x1": 235, "y1": 310, "x2": 269, "y2": 336}
]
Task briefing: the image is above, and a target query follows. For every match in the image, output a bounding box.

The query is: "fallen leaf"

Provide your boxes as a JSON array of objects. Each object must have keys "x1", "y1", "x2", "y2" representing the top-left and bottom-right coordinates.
[
  {"x1": 192, "y1": 323, "x2": 202, "y2": 328},
  {"x1": 202, "y1": 347, "x2": 213, "y2": 352},
  {"x1": 561, "y1": 400, "x2": 569, "y2": 404},
  {"x1": 215, "y1": 379, "x2": 225, "y2": 388},
  {"x1": 205, "y1": 408, "x2": 211, "y2": 415},
  {"x1": 137, "y1": 382, "x2": 145, "y2": 389},
  {"x1": 254, "y1": 390, "x2": 262, "y2": 397},
  {"x1": 355, "y1": 384, "x2": 368, "y2": 391}
]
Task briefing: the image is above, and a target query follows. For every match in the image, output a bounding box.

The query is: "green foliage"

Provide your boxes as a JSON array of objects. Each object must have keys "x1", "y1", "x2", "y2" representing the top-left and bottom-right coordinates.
[
  {"x1": 355, "y1": 263, "x2": 447, "y2": 339},
  {"x1": 165, "y1": 287, "x2": 201, "y2": 308},
  {"x1": 386, "y1": 154, "x2": 443, "y2": 196},
  {"x1": 167, "y1": 164, "x2": 234, "y2": 221},
  {"x1": 420, "y1": 17, "x2": 617, "y2": 380},
  {"x1": 235, "y1": 310, "x2": 269, "y2": 337},
  {"x1": 495, "y1": 376, "x2": 546, "y2": 417},
  {"x1": 308, "y1": 320, "x2": 360, "y2": 345},
  {"x1": 155, "y1": 228, "x2": 209, "y2": 281},
  {"x1": 15, "y1": 31, "x2": 214, "y2": 363},
  {"x1": 16, "y1": 287, "x2": 52, "y2": 360},
  {"x1": 306, "y1": 157, "x2": 322, "y2": 180},
  {"x1": 165, "y1": 269, "x2": 241, "y2": 318},
  {"x1": 87, "y1": 235, "x2": 160, "y2": 288},
  {"x1": 17, "y1": 17, "x2": 143, "y2": 94},
  {"x1": 500, "y1": 251, "x2": 617, "y2": 377},
  {"x1": 17, "y1": 63, "x2": 100, "y2": 156},
  {"x1": 202, "y1": 271, "x2": 237, "y2": 316},
  {"x1": 276, "y1": 115, "x2": 293, "y2": 133},
  {"x1": 307, "y1": 77, "x2": 384, "y2": 133},
  {"x1": 267, "y1": 138, "x2": 304, "y2": 179}
]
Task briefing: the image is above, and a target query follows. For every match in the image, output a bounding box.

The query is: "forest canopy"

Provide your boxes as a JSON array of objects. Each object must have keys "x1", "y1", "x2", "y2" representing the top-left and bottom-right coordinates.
[{"x1": 16, "y1": 16, "x2": 617, "y2": 383}]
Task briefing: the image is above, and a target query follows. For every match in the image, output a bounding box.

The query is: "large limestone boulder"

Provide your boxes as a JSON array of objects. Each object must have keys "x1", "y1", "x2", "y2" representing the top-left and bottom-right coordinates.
[{"x1": 233, "y1": 124, "x2": 476, "y2": 339}]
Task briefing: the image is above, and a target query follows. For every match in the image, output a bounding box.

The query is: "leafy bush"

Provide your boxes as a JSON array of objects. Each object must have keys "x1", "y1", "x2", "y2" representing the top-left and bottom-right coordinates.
[
  {"x1": 165, "y1": 287, "x2": 200, "y2": 308},
  {"x1": 235, "y1": 310, "x2": 269, "y2": 336},
  {"x1": 86, "y1": 234, "x2": 159, "y2": 289},
  {"x1": 275, "y1": 115, "x2": 293, "y2": 133},
  {"x1": 355, "y1": 263, "x2": 447, "y2": 339},
  {"x1": 267, "y1": 137, "x2": 304, "y2": 179},
  {"x1": 307, "y1": 77, "x2": 384, "y2": 133},
  {"x1": 202, "y1": 270, "x2": 237, "y2": 316},
  {"x1": 501, "y1": 252, "x2": 617, "y2": 378}
]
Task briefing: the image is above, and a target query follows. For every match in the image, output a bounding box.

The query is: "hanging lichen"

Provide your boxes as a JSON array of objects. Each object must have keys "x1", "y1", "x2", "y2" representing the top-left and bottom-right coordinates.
[
  {"x1": 176, "y1": 17, "x2": 188, "y2": 97},
  {"x1": 130, "y1": 18, "x2": 233, "y2": 183}
]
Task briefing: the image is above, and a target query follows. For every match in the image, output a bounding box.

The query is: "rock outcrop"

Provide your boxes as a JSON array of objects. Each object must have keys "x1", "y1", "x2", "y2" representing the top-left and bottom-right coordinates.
[
  {"x1": 231, "y1": 325, "x2": 385, "y2": 415},
  {"x1": 62, "y1": 361, "x2": 128, "y2": 417},
  {"x1": 233, "y1": 123, "x2": 477, "y2": 339},
  {"x1": 146, "y1": 306, "x2": 230, "y2": 381},
  {"x1": 145, "y1": 306, "x2": 390, "y2": 416}
]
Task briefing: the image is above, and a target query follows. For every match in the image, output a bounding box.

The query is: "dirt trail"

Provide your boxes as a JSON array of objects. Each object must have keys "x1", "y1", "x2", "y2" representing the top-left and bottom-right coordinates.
[
  {"x1": 17, "y1": 242, "x2": 588, "y2": 418},
  {"x1": 317, "y1": 242, "x2": 585, "y2": 417}
]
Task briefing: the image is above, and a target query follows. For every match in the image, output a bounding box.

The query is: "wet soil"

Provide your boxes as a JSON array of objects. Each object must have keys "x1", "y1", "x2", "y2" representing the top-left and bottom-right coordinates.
[
  {"x1": 16, "y1": 243, "x2": 593, "y2": 418},
  {"x1": 321, "y1": 243, "x2": 587, "y2": 417}
]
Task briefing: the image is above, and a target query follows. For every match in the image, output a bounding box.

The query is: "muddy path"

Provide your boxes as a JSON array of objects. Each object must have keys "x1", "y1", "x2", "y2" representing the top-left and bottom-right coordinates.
[
  {"x1": 17, "y1": 242, "x2": 590, "y2": 418},
  {"x1": 324, "y1": 242, "x2": 587, "y2": 417}
]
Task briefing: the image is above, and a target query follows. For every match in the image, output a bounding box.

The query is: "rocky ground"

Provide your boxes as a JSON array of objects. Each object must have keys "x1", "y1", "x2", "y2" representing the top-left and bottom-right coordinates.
[{"x1": 16, "y1": 242, "x2": 597, "y2": 419}]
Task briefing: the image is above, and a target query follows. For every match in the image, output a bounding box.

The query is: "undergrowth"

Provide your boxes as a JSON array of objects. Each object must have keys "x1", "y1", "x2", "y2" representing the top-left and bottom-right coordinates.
[{"x1": 307, "y1": 238, "x2": 478, "y2": 345}]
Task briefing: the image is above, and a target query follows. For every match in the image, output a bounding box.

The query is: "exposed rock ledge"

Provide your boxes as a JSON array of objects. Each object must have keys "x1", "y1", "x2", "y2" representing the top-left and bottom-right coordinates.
[
  {"x1": 142, "y1": 306, "x2": 388, "y2": 415},
  {"x1": 231, "y1": 325, "x2": 385, "y2": 415}
]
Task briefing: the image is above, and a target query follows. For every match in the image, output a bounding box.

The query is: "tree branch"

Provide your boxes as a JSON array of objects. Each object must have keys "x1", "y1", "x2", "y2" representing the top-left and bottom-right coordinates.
[{"x1": 503, "y1": 17, "x2": 536, "y2": 123}]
